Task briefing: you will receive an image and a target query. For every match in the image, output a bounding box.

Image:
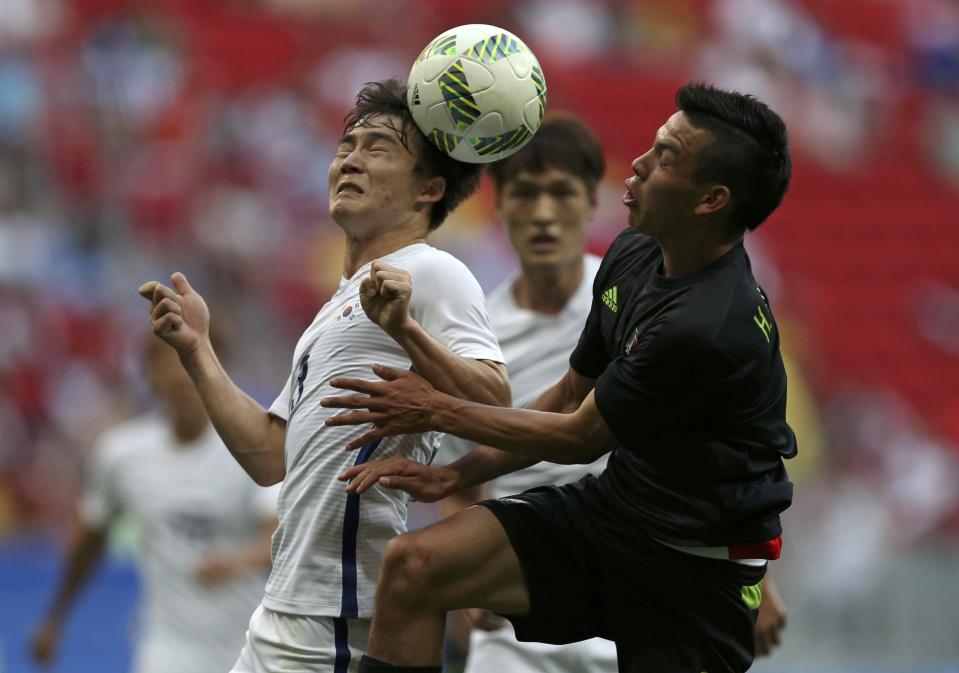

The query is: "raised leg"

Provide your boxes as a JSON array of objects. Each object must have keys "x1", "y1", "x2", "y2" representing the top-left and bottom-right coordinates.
[{"x1": 366, "y1": 505, "x2": 528, "y2": 667}]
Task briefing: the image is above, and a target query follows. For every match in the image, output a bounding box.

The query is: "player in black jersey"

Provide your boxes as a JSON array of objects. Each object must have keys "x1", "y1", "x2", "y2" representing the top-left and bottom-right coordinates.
[{"x1": 323, "y1": 82, "x2": 796, "y2": 673}]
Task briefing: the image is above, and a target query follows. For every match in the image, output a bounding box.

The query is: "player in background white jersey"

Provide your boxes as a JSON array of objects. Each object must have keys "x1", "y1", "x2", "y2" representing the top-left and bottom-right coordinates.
[
  {"x1": 30, "y1": 336, "x2": 278, "y2": 673},
  {"x1": 438, "y1": 114, "x2": 788, "y2": 673},
  {"x1": 438, "y1": 114, "x2": 617, "y2": 673},
  {"x1": 138, "y1": 78, "x2": 509, "y2": 673}
]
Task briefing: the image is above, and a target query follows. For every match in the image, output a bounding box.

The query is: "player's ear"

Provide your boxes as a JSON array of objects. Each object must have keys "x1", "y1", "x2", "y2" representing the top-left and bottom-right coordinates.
[
  {"x1": 694, "y1": 184, "x2": 730, "y2": 216},
  {"x1": 418, "y1": 176, "x2": 446, "y2": 205}
]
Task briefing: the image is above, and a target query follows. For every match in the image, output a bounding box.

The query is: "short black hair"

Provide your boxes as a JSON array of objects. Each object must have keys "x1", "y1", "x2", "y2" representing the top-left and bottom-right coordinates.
[
  {"x1": 343, "y1": 79, "x2": 483, "y2": 231},
  {"x1": 487, "y1": 112, "x2": 605, "y2": 198},
  {"x1": 675, "y1": 82, "x2": 791, "y2": 232}
]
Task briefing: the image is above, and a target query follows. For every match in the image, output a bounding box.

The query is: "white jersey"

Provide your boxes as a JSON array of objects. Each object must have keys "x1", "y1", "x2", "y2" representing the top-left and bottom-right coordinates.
[
  {"x1": 265, "y1": 243, "x2": 503, "y2": 618},
  {"x1": 80, "y1": 414, "x2": 277, "y2": 673},
  {"x1": 441, "y1": 254, "x2": 607, "y2": 498}
]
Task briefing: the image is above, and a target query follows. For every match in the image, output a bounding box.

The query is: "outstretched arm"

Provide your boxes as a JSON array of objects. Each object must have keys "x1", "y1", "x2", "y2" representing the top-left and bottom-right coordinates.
[
  {"x1": 334, "y1": 367, "x2": 599, "y2": 497},
  {"x1": 459, "y1": 365, "x2": 596, "y2": 468},
  {"x1": 30, "y1": 522, "x2": 108, "y2": 666},
  {"x1": 325, "y1": 364, "x2": 615, "y2": 464},
  {"x1": 438, "y1": 367, "x2": 599, "y2": 493},
  {"x1": 139, "y1": 274, "x2": 286, "y2": 486}
]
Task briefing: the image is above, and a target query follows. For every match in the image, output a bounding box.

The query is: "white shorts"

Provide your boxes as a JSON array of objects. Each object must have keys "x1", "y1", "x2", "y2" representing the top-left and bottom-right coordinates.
[
  {"x1": 229, "y1": 604, "x2": 370, "y2": 673},
  {"x1": 464, "y1": 623, "x2": 618, "y2": 673}
]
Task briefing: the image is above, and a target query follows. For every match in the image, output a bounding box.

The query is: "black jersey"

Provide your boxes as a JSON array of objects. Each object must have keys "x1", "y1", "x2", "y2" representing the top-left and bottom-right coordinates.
[{"x1": 570, "y1": 229, "x2": 796, "y2": 548}]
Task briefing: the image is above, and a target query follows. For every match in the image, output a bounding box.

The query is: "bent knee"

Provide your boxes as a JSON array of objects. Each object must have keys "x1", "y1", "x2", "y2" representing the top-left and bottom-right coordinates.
[{"x1": 380, "y1": 532, "x2": 446, "y2": 605}]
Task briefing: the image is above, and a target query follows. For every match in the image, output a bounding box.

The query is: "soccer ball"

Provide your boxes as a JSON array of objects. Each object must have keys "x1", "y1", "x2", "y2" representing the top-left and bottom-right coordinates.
[{"x1": 407, "y1": 24, "x2": 547, "y2": 164}]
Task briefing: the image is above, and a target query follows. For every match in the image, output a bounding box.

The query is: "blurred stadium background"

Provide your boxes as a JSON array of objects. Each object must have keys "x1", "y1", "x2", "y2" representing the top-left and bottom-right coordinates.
[{"x1": 1, "y1": 0, "x2": 958, "y2": 671}]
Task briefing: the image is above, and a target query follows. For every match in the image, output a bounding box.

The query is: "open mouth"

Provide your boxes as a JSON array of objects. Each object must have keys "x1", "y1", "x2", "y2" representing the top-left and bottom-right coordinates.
[
  {"x1": 529, "y1": 234, "x2": 559, "y2": 252},
  {"x1": 623, "y1": 178, "x2": 638, "y2": 207},
  {"x1": 337, "y1": 182, "x2": 364, "y2": 195}
]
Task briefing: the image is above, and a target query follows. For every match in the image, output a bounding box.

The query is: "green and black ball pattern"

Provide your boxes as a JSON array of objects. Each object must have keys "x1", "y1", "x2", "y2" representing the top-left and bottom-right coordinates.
[{"x1": 419, "y1": 31, "x2": 542, "y2": 160}]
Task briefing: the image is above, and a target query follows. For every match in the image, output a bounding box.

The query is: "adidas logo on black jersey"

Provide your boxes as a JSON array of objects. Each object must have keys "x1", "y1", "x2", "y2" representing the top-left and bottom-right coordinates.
[{"x1": 602, "y1": 286, "x2": 618, "y2": 312}]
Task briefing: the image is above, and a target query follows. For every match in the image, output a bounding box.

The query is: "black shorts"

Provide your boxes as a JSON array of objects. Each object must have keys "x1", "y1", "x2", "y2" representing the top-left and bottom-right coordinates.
[{"x1": 478, "y1": 478, "x2": 766, "y2": 673}]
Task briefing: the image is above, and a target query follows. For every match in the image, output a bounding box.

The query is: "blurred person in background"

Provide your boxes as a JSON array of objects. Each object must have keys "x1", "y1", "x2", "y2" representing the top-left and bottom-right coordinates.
[
  {"x1": 30, "y1": 334, "x2": 278, "y2": 673},
  {"x1": 139, "y1": 78, "x2": 508, "y2": 672},
  {"x1": 439, "y1": 112, "x2": 618, "y2": 673},
  {"x1": 328, "y1": 81, "x2": 796, "y2": 673},
  {"x1": 440, "y1": 113, "x2": 787, "y2": 672},
  {"x1": 0, "y1": 1, "x2": 955, "y2": 670}
]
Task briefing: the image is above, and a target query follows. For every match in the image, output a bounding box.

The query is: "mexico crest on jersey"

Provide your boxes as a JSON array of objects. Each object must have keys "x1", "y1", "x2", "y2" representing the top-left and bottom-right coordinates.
[{"x1": 625, "y1": 326, "x2": 640, "y2": 356}]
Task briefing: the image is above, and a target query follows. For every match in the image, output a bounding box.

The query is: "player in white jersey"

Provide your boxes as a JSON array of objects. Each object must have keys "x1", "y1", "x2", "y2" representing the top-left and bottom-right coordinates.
[
  {"x1": 30, "y1": 336, "x2": 277, "y2": 673},
  {"x1": 441, "y1": 114, "x2": 787, "y2": 673},
  {"x1": 137, "y1": 79, "x2": 509, "y2": 673}
]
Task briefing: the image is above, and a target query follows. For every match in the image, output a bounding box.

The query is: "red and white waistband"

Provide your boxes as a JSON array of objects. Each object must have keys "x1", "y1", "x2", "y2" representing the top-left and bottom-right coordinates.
[{"x1": 655, "y1": 535, "x2": 781, "y2": 567}]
